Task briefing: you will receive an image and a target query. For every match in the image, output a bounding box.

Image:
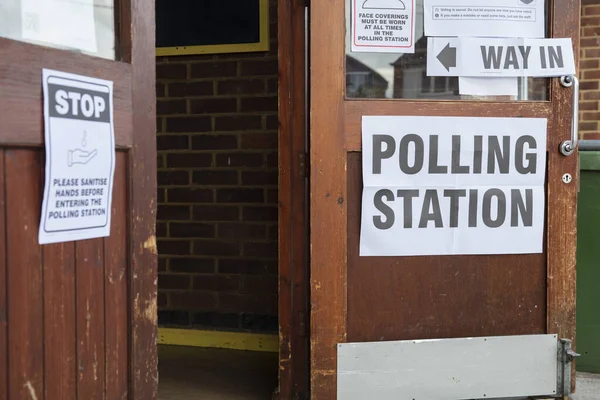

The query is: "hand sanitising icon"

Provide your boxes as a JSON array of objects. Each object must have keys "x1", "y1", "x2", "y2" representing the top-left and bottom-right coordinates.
[
  {"x1": 68, "y1": 131, "x2": 98, "y2": 167},
  {"x1": 362, "y1": 0, "x2": 406, "y2": 10}
]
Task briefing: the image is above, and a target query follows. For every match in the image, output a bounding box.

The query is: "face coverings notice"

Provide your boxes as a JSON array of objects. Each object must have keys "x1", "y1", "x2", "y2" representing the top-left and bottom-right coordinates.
[
  {"x1": 39, "y1": 68, "x2": 115, "y2": 245},
  {"x1": 360, "y1": 115, "x2": 547, "y2": 257},
  {"x1": 352, "y1": 0, "x2": 416, "y2": 53}
]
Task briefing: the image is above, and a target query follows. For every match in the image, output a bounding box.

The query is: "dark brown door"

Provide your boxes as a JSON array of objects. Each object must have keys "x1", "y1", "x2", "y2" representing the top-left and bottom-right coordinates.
[
  {"x1": 278, "y1": 0, "x2": 311, "y2": 398},
  {"x1": 309, "y1": 0, "x2": 581, "y2": 398},
  {"x1": 0, "y1": 1, "x2": 157, "y2": 399}
]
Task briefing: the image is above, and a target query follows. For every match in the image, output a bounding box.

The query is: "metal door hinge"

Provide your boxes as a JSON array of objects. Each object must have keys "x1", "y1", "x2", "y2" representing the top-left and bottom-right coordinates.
[
  {"x1": 298, "y1": 152, "x2": 309, "y2": 178},
  {"x1": 557, "y1": 338, "x2": 581, "y2": 397}
]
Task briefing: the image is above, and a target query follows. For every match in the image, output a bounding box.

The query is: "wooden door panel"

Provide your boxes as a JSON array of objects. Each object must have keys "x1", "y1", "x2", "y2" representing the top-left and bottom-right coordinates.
[
  {"x1": 344, "y1": 102, "x2": 554, "y2": 151},
  {"x1": 0, "y1": 148, "x2": 131, "y2": 400},
  {"x1": 76, "y1": 239, "x2": 106, "y2": 399},
  {"x1": 346, "y1": 153, "x2": 547, "y2": 342},
  {"x1": 278, "y1": 0, "x2": 311, "y2": 398},
  {"x1": 6, "y1": 149, "x2": 45, "y2": 399},
  {"x1": 43, "y1": 242, "x2": 77, "y2": 400},
  {"x1": 0, "y1": 39, "x2": 133, "y2": 148}
]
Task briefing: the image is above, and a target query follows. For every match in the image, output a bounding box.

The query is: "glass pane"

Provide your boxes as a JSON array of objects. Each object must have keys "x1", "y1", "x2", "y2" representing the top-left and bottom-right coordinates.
[
  {"x1": 345, "y1": 0, "x2": 548, "y2": 101},
  {"x1": 0, "y1": 0, "x2": 116, "y2": 60}
]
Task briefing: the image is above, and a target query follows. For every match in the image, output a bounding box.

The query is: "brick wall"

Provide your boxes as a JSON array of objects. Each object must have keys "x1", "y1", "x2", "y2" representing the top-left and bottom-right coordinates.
[
  {"x1": 156, "y1": 0, "x2": 279, "y2": 333},
  {"x1": 580, "y1": 1, "x2": 600, "y2": 140}
]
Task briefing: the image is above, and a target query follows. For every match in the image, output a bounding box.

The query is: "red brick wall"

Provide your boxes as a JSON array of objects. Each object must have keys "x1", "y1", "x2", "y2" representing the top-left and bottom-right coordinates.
[
  {"x1": 580, "y1": 1, "x2": 600, "y2": 140},
  {"x1": 155, "y1": 0, "x2": 279, "y2": 332}
]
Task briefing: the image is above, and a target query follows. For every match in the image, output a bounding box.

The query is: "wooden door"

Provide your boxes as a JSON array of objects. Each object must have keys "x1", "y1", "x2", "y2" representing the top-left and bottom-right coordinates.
[
  {"x1": 0, "y1": 1, "x2": 157, "y2": 399},
  {"x1": 309, "y1": 0, "x2": 581, "y2": 398},
  {"x1": 278, "y1": 0, "x2": 311, "y2": 398}
]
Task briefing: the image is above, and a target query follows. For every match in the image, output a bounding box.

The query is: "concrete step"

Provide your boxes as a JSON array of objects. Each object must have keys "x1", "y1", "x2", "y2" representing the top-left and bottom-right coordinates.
[{"x1": 572, "y1": 372, "x2": 600, "y2": 400}]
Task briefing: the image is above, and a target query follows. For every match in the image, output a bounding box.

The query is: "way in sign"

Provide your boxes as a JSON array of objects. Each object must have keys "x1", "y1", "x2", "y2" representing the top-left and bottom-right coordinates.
[
  {"x1": 427, "y1": 37, "x2": 576, "y2": 78},
  {"x1": 481, "y1": 45, "x2": 564, "y2": 70}
]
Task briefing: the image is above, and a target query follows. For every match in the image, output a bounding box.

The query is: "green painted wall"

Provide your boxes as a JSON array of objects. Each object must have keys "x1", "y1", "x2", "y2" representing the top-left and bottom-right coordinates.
[{"x1": 576, "y1": 152, "x2": 600, "y2": 374}]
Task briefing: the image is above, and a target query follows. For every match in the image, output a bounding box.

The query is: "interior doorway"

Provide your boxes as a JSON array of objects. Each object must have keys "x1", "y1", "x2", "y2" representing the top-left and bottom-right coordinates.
[{"x1": 154, "y1": 0, "x2": 309, "y2": 398}]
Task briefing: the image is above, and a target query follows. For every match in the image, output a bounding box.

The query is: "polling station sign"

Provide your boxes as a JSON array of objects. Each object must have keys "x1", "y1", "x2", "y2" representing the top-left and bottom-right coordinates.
[
  {"x1": 39, "y1": 68, "x2": 115, "y2": 245},
  {"x1": 360, "y1": 116, "x2": 547, "y2": 257}
]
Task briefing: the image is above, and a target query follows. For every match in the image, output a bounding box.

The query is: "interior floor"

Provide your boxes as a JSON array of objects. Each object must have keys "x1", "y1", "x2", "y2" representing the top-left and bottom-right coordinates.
[{"x1": 158, "y1": 345, "x2": 278, "y2": 400}]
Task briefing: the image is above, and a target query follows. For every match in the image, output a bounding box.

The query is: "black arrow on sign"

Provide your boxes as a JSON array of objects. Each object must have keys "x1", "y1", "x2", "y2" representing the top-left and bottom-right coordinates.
[{"x1": 437, "y1": 43, "x2": 457, "y2": 72}]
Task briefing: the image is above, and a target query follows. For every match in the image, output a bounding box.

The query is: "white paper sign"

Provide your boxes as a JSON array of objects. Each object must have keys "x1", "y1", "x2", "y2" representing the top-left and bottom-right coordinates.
[
  {"x1": 21, "y1": 0, "x2": 98, "y2": 53},
  {"x1": 360, "y1": 116, "x2": 547, "y2": 257},
  {"x1": 459, "y1": 77, "x2": 518, "y2": 96},
  {"x1": 39, "y1": 69, "x2": 115, "y2": 245},
  {"x1": 427, "y1": 37, "x2": 576, "y2": 78},
  {"x1": 423, "y1": 0, "x2": 545, "y2": 38},
  {"x1": 352, "y1": 0, "x2": 416, "y2": 53}
]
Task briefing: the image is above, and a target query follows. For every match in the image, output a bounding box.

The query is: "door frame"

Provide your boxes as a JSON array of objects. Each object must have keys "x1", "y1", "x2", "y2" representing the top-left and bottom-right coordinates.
[
  {"x1": 278, "y1": 0, "x2": 311, "y2": 398},
  {"x1": 308, "y1": 0, "x2": 581, "y2": 398},
  {"x1": 124, "y1": 0, "x2": 159, "y2": 398}
]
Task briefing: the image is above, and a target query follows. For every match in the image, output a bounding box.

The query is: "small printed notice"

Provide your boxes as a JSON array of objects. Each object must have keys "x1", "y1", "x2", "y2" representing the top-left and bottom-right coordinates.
[
  {"x1": 352, "y1": 0, "x2": 416, "y2": 53},
  {"x1": 360, "y1": 116, "x2": 547, "y2": 257},
  {"x1": 459, "y1": 77, "x2": 518, "y2": 96},
  {"x1": 427, "y1": 37, "x2": 576, "y2": 78},
  {"x1": 423, "y1": 0, "x2": 545, "y2": 38},
  {"x1": 39, "y1": 68, "x2": 115, "y2": 245}
]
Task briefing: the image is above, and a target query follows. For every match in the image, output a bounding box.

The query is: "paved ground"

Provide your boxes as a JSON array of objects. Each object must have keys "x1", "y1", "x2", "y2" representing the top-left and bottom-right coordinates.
[
  {"x1": 158, "y1": 345, "x2": 278, "y2": 400},
  {"x1": 572, "y1": 372, "x2": 600, "y2": 400}
]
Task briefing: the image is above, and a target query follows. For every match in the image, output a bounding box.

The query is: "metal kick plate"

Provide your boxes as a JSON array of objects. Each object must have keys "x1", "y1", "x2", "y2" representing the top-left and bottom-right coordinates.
[{"x1": 337, "y1": 334, "x2": 559, "y2": 400}]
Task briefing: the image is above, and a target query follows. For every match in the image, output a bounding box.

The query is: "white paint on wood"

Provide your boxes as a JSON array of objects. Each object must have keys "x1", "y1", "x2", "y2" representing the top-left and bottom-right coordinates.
[{"x1": 337, "y1": 334, "x2": 559, "y2": 400}]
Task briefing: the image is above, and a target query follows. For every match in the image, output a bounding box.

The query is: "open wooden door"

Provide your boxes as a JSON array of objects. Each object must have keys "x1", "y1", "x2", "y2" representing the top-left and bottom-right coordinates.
[
  {"x1": 309, "y1": 0, "x2": 581, "y2": 398},
  {"x1": 278, "y1": 0, "x2": 311, "y2": 398},
  {"x1": 0, "y1": 1, "x2": 157, "y2": 399}
]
